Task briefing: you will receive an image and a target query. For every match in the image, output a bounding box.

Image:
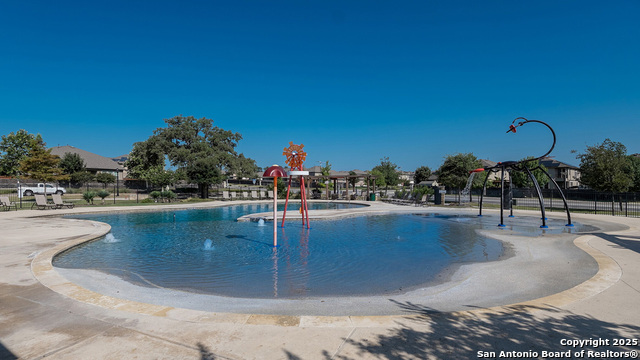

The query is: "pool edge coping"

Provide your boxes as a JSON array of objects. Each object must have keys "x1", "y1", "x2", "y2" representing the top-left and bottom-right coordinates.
[{"x1": 30, "y1": 203, "x2": 623, "y2": 328}]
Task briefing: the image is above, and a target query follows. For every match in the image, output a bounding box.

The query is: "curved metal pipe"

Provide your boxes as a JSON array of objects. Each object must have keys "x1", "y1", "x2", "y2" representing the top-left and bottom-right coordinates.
[
  {"x1": 534, "y1": 166, "x2": 573, "y2": 226},
  {"x1": 523, "y1": 166, "x2": 548, "y2": 228},
  {"x1": 509, "y1": 117, "x2": 556, "y2": 161}
]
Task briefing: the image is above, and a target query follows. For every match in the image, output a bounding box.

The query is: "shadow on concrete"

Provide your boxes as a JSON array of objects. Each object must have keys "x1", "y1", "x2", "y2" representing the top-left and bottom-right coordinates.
[
  {"x1": 197, "y1": 342, "x2": 216, "y2": 360},
  {"x1": 289, "y1": 301, "x2": 640, "y2": 359},
  {"x1": 0, "y1": 341, "x2": 17, "y2": 360},
  {"x1": 594, "y1": 232, "x2": 640, "y2": 254}
]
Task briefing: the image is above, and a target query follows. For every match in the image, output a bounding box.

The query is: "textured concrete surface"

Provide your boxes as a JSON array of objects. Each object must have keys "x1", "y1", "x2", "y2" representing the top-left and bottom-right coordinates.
[{"x1": 1, "y1": 201, "x2": 639, "y2": 359}]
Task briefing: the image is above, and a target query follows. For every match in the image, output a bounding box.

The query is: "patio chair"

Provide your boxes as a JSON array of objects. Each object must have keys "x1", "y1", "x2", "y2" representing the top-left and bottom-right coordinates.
[
  {"x1": 242, "y1": 191, "x2": 249, "y2": 200},
  {"x1": 251, "y1": 191, "x2": 259, "y2": 200},
  {"x1": 260, "y1": 190, "x2": 266, "y2": 199},
  {"x1": 221, "y1": 191, "x2": 230, "y2": 201},
  {"x1": 31, "y1": 194, "x2": 56, "y2": 210},
  {"x1": 0, "y1": 196, "x2": 17, "y2": 211},
  {"x1": 230, "y1": 192, "x2": 237, "y2": 200},
  {"x1": 52, "y1": 194, "x2": 74, "y2": 209}
]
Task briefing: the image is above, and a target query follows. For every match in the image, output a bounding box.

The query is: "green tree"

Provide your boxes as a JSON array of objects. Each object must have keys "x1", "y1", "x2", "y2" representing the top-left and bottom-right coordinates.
[
  {"x1": 71, "y1": 171, "x2": 95, "y2": 186},
  {"x1": 142, "y1": 166, "x2": 180, "y2": 190},
  {"x1": 320, "y1": 160, "x2": 332, "y2": 199},
  {"x1": 0, "y1": 130, "x2": 44, "y2": 176},
  {"x1": 577, "y1": 139, "x2": 633, "y2": 213},
  {"x1": 414, "y1": 166, "x2": 432, "y2": 185},
  {"x1": 438, "y1": 153, "x2": 481, "y2": 203},
  {"x1": 510, "y1": 157, "x2": 549, "y2": 188},
  {"x1": 125, "y1": 136, "x2": 165, "y2": 180},
  {"x1": 59, "y1": 152, "x2": 86, "y2": 175},
  {"x1": 577, "y1": 139, "x2": 633, "y2": 192},
  {"x1": 629, "y1": 155, "x2": 640, "y2": 192},
  {"x1": 131, "y1": 115, "x2": 258, "y2": 198},
  {"x1": 18, "y1": 141, "x2": 68, "y2": 183},
  {"x1": 95, "y1": 172, "x2": 116, "y2": 188},
  {"x1": 371, "y1": 157, "x2": 399, "y2": 195}
]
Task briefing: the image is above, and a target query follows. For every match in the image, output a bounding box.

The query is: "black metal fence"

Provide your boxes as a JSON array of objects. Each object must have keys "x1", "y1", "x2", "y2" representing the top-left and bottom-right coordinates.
[{"x1": 456, "y1": 188, "x2": 640, "y2": 218}]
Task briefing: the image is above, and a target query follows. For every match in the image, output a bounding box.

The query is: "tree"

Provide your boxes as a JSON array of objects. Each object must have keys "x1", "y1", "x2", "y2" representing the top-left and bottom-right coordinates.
[
  {"x1": 59, "y1": 152, "x2": 86, "y2": 175},
  {"x1": 96, "y1": 172, "x2": 117, "y2": 188},
  {"x1": 0, "y1": 130, "x2": 44, "y2": 176},
  {"x1": 18, "y1": 141, "x2": 68, "y2": 183},
  {"x1": 320, "y1": 160, "x2": 332, "y2": 200},
  {"x1": 437, "y1": 153, "x2": 481, "y2": 203},
  {"x1": 129, "y1": 115, "x2": 258, "y2": 198},
  {"x1": 142, "y1": 166, "x2": 180, "y2": 190},
  {"x1": 414, "y1": 166, "x2": 432, "y2": 185},
  {"x1": 125, "y1": 137, "x2": 165, "y2": 180},
  {"x1": 510, "y1": 157, "x2": 549, "y2": 188},
  {"x1": 577, "y1": 139, "x2": 633, "y2": 193},
  {"x1": 371, "y1": 157, "x2": 400, "y2": 195},
  {"x1": 577, "y1": 139, "x2": 633, "y2": 213},
  {"x1": 629, "y1": 155, "x2": 640, "y2": 192}
]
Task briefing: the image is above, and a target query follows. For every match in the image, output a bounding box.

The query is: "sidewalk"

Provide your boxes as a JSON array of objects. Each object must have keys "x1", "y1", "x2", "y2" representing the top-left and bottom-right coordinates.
[{"x1": 1, "y1": 203, "x2": 638, "y2": 359}]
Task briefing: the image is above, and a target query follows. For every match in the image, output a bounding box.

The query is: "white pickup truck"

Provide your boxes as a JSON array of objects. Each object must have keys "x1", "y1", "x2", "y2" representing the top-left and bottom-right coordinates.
[{"x1": 19, "y1": 183, "x2": 66, "y2": 197}]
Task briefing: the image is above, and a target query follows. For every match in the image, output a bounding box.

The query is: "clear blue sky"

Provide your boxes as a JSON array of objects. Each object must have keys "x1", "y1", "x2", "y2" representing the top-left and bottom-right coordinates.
[{"x1": 1, "y1": 1, "x2": 638, "y2": 172}]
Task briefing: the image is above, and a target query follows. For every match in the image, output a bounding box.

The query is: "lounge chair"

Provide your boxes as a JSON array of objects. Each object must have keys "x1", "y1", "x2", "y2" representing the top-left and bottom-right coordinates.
[
  {"x1": 52, "y1": 194, "x2": 74, "y2": 209},
  {"x1": 251, "y1": 191, "x2": 259, "y2": 200},
  {"x1": 230, "y1": 192, "x2": 237, "y2": 200},
  {"x1": 242, "y1": 191, "x2": 249, "y2": 200},
  {"x1": 0, "y1": 196, "x2": 17, "y2": 211},
  {"x1": 31, "y1": 194, "x2": 56, "y2": 210},
  {"x1": 221, "y1": 191, "x2": 230, "y2": 201},
  {"x1": 260, "y1": 190, "x2": 266, "y2": 199}
]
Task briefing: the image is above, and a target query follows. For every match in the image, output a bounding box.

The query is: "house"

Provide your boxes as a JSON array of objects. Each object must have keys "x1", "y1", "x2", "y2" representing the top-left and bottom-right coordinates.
[
  {"x1": 49, "y1": 145, "x2": 124, "y2": 179},
  {"x1": 539, "y1": 157, "x2": 581, "y2": 189}
]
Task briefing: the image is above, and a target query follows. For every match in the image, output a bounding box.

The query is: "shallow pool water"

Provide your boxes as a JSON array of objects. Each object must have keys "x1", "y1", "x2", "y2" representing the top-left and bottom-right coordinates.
[{"x1": 54, "y1": 204, "x2": 506, "y2": 298}]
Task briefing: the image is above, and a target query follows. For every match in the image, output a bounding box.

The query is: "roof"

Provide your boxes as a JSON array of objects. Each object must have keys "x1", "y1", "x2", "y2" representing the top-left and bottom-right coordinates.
[
  {"x1": 50, "y1": 146, "x2": 122, "y2": 171},
  {"x1": 539, "y1": 157, "x2": 579, "y2": 170},
  {"x1": 480, "y1": 159, "x2": 497, "y2": 168}
]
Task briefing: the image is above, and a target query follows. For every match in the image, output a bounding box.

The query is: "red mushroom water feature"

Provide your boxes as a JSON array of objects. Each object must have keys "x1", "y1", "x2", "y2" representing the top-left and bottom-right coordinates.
[{"x1": 262, "y1": 165, "x2": 286, "y2": 247}]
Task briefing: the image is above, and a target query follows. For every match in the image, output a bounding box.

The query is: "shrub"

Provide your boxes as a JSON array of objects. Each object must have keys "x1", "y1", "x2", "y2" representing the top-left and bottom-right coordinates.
[
  {"x1": 161, "y1": 190, "x2": 176, "y2": 202},
  {"x1": 97, "y1": 190, "x2": 110, "y2": 204},
  {"x1": 149, "y1": 191, "x2": 162, "y2": 202},
  {"x1": 82, "y1": 191, "x2": 97, "y2": 204}
]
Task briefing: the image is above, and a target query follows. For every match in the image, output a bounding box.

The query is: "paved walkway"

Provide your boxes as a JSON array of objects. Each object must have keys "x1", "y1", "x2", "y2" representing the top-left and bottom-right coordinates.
[{"x1": 1, "y1": 201, "x2": 639, "y2": 359}]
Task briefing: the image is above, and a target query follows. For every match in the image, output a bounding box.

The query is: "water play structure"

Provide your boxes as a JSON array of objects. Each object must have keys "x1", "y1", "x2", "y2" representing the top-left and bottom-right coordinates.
[
  {"x1": 473, "y1": 117, "x2": 573, "y2": 228},
  {"x1": 280, "y1": 142, "x2": 311, "y2": 229}
]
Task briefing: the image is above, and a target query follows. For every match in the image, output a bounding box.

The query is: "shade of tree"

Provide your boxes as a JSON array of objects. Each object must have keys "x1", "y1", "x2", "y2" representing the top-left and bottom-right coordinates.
[
  {"x1": 510, "y1": 157, "x2": 549, "y2": 188},
  {"x1": 0, "y1": 130, "x2": 44, "y2": 176},
  {"x1": 437, "y1": 153, "x2": 481, "y2": 202},
  {"x1": 371, "y1": 157, "x2": 399, "y2": 195},
  {"x1": 414, "y1": 166, "x2": 432, "y2": 185},
  {"x1": 576, "y1": 139, "x2": 633, "y2": 193}
]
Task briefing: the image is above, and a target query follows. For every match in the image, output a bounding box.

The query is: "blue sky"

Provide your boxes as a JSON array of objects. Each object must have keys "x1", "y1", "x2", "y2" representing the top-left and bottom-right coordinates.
[{"x1": 1, "y1": 1, "x2": 638, "y2": 172}]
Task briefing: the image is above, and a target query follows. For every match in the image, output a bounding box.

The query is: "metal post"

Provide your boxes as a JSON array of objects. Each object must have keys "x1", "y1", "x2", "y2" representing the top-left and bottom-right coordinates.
[
  {"x1": 281, "y1": 176, "x2": 292, "y2": 228},
  {"x1": 273, "y1": 177, "x2": 278, "y2": 247},
  {"x1": 538, "y1": 167, "x2": 572, "y2": 226},
  {"x1": 499, "y1": 166, "x2": 505, "y2": 227},
  {"x1": 478, "y1": 169, "x2": 491, "y2": 217}
]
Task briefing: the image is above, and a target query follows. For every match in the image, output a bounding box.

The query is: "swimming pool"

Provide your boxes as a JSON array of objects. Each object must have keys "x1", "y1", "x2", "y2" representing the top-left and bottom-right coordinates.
[{"x1": 54, "y1": 203, "x2": 506, "y2": 299}]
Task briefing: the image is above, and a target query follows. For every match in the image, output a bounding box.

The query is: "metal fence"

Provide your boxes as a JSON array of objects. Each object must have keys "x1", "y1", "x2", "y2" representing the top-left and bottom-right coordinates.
[{"x1": 456, "y1": 188, "x2": 640, "y2": 218}]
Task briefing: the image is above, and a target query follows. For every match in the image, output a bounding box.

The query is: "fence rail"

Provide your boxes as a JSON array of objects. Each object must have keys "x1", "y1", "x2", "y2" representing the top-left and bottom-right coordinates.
[{"x1": 454, "y1": 188, "x2": 640, "y2": 218}]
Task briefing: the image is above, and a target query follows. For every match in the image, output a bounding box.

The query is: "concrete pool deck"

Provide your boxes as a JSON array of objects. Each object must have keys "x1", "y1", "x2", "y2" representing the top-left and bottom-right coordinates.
[{"x1": 1, "y1": 200, "x2": 639, "y2": 359}]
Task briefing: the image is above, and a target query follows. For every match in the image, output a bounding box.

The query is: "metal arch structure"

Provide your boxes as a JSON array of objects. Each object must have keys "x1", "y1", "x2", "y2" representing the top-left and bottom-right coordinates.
[
  {"x1": 281, "y1": 142, "x2": 311, "y2": 229},
  {"x1": 475, "y1": 118, "x2": 573, "y2": 228}
]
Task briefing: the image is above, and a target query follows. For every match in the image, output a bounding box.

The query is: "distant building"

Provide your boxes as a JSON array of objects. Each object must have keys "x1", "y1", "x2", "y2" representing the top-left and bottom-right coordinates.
[
  {"x1": 49, "y1": 145, "x2": 125, "y2": 179},
  {"x1": 539, "y1": 157, "x2": 581, "y2": 189}
]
